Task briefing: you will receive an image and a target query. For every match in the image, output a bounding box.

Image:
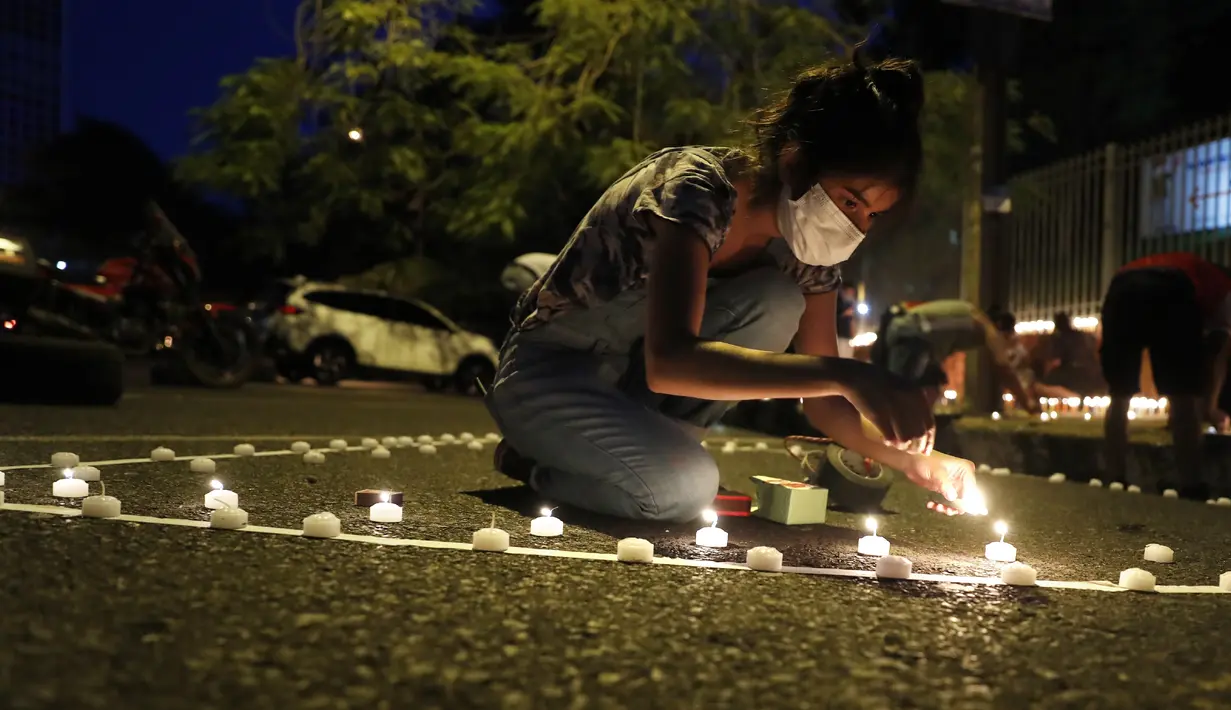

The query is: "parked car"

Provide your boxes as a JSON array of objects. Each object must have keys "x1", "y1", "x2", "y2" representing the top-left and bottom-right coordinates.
[{"x1": 264, "y1": 280, "x2": 499, "y2": 393}]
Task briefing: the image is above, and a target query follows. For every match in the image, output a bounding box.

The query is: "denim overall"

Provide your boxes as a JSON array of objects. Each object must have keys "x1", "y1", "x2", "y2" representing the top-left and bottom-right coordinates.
[{"x1": 485, "y1": 266, "x2": 806, "y2": 522}]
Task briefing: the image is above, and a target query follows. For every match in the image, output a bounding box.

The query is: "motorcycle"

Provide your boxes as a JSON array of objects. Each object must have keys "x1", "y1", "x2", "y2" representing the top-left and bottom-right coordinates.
[{"x1": 19, "y1": 203, "x2": 258, "y2": 388}]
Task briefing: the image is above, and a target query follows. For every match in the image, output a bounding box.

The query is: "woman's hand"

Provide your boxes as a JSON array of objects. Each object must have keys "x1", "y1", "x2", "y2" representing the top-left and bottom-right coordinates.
[
  {"x1": 838, "y1": 364, "x2": 936, "y2": 449},
  {"x1": 896, "y1": 450, "x2": 984, "y2": 514}
]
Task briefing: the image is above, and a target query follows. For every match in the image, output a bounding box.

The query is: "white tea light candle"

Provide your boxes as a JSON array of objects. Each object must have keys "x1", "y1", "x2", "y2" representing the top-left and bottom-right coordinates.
[
  {"x1": 746, "y1": 546, "x2": 783, "y2": 572},
  {"x1": 485, "y1": 432, "x2": 501, "y2": 442},
  {"x1": 1221, "y1": 571, "x2": 1231, "y2": 592},
  {"x1": 51, "y1": 452, "x2": 79, "y2": 468},
  {"x1": 302, "y1": 512, "x2": 341, "y2": 538},
  {"x1": 233, "y1": 443, "x2": 256, "y2": 456},
  {"x1": 754, "y1": 441, "x2": 768, "y2": 450},
  {"x1": 397, "y1": 436, "x2": 415, "y2": 448},
  {"x1": 190, "y1": 458, "x2": 216, "y2": 474},
  {"x1": 82, "y1": 481, "x2": 121, "y2": 518},
  {"x1": 74, "y1": 465, "x2": 100, "y2": 482},
  {"x1": 290, "y1": 441, "x2": 311, "y2": 453},
  {"x1": 616, "y1": 537, "x2": 654, "y2": 563},
  {"x1": 466, "y1": 440, "x2": 484, "y2": 451},
  {"x1": 1108, "y1": 482, "x2": 1125, "y2": 491},
  {"x1": 369, "y1": 492, "x2": 402, "y2": 523},
  {"x1": 991, "y1": 467, "x2": 1011, "y2": 477},
  {"x1": 985, "y1": 521, "x2": 1017, "y2": 563},
  {"x1": 210, "y1": 502, "x2": 248, "y2": 530},
  {"x1": 1118, "y1": 567, "x2": 1156, "y2": 592},
  {"x1": 418, "y1": 444, "x2": 437, "y2": 455},
  {"x1": 694, "y1": 509, "x2": 728, "y2": 548},
  {"x1": 370, "y1": 446, "x2": 391, "y2": 459},
  {"x1": 303, "y1": 451, "x2": 325, "y2": 464},
  {"x1": 329, "y1": 439, "x2": 348, "y2": 451},
  {"x1": 1126, "y1": 484, "x2": 1140, "y2": 493},
  {"x1": 150, "y1": 447, "x2": 175, "y2": 461},
  {"x1": 721, "y1": 441, "x2": 737, "y2": 453},
  {"x1": 381, "y1": 436, "x2": 398, "y2": 448},
  {"x1": 361, "y1": 437, "x2": 379, "y2": 449},
  {"x1": 52, "y1": 470, "x2": 88, "y2": 498},
  {"x1": 439, "y1": 434, "x2": 457, "y2": 443},
  {"x1": 530, "y1": 507, "x2": 564, "y2": 537},
  {"x1": 1162, "y1": 489, "x2": 1178, "y2": 499},
  {"x1": 976, "y1": 463, "x2": 991, "y2": 474},
  {"x1": 1218, "y1": 498, "x2": 1231, "y2": 506},
  {"x1": 875, "y1": 555, "x2": 912, "y2": 580},
  {"x1": 857, "y1": 517, "x2": 890, "y2": 557},
  {"x1": 473, "y1": 513, "x2": 510, "y2": 552},
  {"x1": 1143, "y1": 544, "x2": 1174, "y2": 563},
  {"x1": 1000, "y1": 562, "x2": 1037, "y2": 586},
  {"x1": 1089, "y1": 478, "x2": 1103, "y2": 487},
  {"x1": 1048, "y1": 473, "x2": 1066, "y2": 483},
  {"x1": 459, "y1": 432, "x2": 475, "y2": 443},
  {"x1": 417, "y1": 435, "x2": 433, "y2": 444},
  {"x1": 204, "y1": 480, "x2": 238, "y2": 510}
]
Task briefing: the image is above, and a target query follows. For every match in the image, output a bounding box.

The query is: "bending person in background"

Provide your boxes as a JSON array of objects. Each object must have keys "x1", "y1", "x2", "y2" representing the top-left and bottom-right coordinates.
[
  {"x1": 1038, "y1": 311, "x2": 1105, "y2": 397},
  {"x1": 871, "y1": 300, "x2": 1067, "y2": 414},
  {"x1": 1099, "y1": 251, "x2": 1231, "y2": 499},
  {"x1": 484, "y1": 48, "x2": 980, "y2": 523}
]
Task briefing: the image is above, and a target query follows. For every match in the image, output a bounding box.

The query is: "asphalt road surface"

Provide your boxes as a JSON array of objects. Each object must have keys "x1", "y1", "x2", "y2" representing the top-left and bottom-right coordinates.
[{"x1": 1, "y1": 383, "x2": 1229, "y2": 710}]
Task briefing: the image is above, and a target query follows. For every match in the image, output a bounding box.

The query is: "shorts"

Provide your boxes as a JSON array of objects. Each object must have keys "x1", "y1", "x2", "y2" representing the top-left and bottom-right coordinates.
[{"x1": 1099, "y1": 267, "x2": 1204, "y2": 397}]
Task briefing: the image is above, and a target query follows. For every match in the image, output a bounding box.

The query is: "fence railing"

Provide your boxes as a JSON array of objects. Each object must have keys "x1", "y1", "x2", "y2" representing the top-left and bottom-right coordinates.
[{"x1": 1004, "y1": 113, "x2": 1231, "y2": 328}]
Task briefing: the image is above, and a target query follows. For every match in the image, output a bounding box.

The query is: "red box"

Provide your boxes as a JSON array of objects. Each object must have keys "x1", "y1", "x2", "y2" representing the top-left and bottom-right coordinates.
[{"x1": 712, "y1": 488, "x2": 753, "y2": 517}]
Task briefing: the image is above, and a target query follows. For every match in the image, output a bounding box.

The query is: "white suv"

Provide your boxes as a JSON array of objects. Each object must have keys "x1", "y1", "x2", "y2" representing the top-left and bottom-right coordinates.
[{"x1": 265, "y1": 280, "x2": 499, "y2": 393}]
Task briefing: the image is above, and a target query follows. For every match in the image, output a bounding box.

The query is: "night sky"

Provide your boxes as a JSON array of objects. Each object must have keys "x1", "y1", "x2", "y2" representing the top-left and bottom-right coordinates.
[{"x1": 69, "y1": 0, "x2": 300, "y2": 160}]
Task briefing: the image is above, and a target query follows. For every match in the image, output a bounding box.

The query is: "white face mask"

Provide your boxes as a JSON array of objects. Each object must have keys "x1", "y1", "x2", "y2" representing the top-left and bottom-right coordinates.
[{"x1": 775, "y1": 184, "x2": 866, "y2": 266}]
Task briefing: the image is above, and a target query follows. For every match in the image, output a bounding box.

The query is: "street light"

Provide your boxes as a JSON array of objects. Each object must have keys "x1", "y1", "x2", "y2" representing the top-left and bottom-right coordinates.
[{"x1": 347, "y1": 129, "x2": 363, "y2": 142}]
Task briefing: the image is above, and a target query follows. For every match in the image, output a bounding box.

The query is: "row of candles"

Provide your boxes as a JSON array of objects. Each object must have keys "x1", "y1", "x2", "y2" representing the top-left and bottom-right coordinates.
[{"x1": 1006, "y1": 394, "x2": 1170, "y2": 421}]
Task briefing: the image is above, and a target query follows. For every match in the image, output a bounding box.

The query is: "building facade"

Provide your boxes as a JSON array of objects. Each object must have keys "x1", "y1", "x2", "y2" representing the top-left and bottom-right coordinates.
[{"x1": 0, "y1": 0, "x2": 67, "y2": 185}]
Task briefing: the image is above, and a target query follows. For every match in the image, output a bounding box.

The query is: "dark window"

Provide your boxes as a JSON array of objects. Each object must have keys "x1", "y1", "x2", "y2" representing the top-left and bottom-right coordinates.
[
  {"x1": 388, "y1": 299, "x2": 448, "y2": 330},
  {"x1": 304, "y1": 291, "x2": 390, "y2": 318}
]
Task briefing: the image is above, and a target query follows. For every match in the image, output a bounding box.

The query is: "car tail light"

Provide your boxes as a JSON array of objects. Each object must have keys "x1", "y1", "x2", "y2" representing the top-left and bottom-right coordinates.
[{"x1": 279, "y1": 305, "x2": 303, "y2": 315}]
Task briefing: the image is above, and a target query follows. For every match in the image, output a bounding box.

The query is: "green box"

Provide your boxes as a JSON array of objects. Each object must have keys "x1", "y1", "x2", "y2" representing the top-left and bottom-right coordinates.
[{"x1": 750, "y1": 475, "x2": 829, "y2": 525}]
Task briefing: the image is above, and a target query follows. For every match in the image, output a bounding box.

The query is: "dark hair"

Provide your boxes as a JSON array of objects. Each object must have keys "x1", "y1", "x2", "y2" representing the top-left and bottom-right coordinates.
[
  {"x1": 1053, "y1": 311, "x2": 1072, "y2": 332},
  {"x1": 987, "y1": 305, "x2": 1017, "y2": 335},
  {"x1": 741, "y1": 43, "x2": 924, "y2": 230}
]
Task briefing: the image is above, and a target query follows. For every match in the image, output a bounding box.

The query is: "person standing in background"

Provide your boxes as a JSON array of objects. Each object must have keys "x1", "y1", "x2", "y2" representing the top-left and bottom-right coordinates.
[{"x1": 835, "y1": 283, "x2": 858, "y2": 357}]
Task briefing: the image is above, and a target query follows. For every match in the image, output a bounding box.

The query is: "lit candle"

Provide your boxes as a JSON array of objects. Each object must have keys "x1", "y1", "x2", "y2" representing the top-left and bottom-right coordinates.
[
  {"x1": 875, "y1": 555, "x2": 912, "y2": 579},
  {"x1": 418, "y1": 444, "x2": 437, "y2": 455},
  {"x1": 985, "y1": 521, "x2": 1017, "y2": 563},
  {"x1": 303, "y1": 451, "x2": 326, "y2": 464},
  {"x1": 746, "y1": 546, "x2": 783, "y2": 572},
  {"x1": 459, "y1": 432, "x2": 475, "y2": 443},
  {"x1": 302, "y1": 512, "x2": 341, "y2": 538},
  {"x1": 190, "y1": 457, "x2": 216, "y2": 474},
  {"x1": 233, "y1": 443, "x2": 256, "y2": 456},
  {"x1": 381, "y1": 436, "x2": 398, "y2": 448},
  {"x1": 466, "y1": 441, "x2": 484, "y2": 451},
  {"x1": 74, "y1": 465, "x2": 100, "y2": 482},
  {"x1": 1118, "y1": 567, "x2": 1155, "y2": 592},
  {"x1": 51, "y1": 452, "x2": 79, "y2": 468},
  {"x1": 290, "y1": 441, "x2": 311, "y2": 453},
  {"x1": 857, "y1": 517, "x2": 890, "y2": 557},
  {"x1": 361, "y1": 437, "x2": 379, "y2": 449},
  {"x1": 204, "y1": 480, "x2": 238, "y2": 510},
  {"x1": 370, "y1": 446, "x2": 391, "y2": 459},
  {"x1": 52, "y1": 470, "x2": 88, "y2": 498},
  {"x1": 616, "y1": 537, "x2": 654, "y2": 563},
  {"x1": 991, "y1": 412, "x2": 1001, "y2": 421},
  {"x1": 82, "y1": 481, "x2": 121, "y2": 518},
  {"x1": 369, "y1": 492, "x2": 403, "y2": 523},
  {"x1": 530, "y1": 507, "x2": 564, "y2": 537},
  {"x1": 1143, "y1": 544, "x2": 1174, "y2": 563},
  {"x1": 1000, "y1": 562, "x2": 1037, "y2": 586},
  {"x1": 473, "y1": 513, "x2": 510, "y2": 552},
  {"x1": 150, "y1": 447, "x2": 175, "y2": 461},
  {"x1": 210, "y1": 500, "x2": 249, "y2": 529},
  {"x1": 694, "y1": 509, "x2": 727, "y2": 548},
  {"x1": 329, "y1": 439, "x2": 348, "y2": 451}
]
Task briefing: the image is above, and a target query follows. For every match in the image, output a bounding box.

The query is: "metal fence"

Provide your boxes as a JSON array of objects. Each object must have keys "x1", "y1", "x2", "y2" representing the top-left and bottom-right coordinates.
[{"x1": 1004, "y1": 113, "x2": 1231, "y2": 328}]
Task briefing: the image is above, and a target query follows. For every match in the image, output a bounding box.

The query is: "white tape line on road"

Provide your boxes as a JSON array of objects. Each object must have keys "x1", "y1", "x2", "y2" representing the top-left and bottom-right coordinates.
[{"x1": 1, "y1": 503, "x2": 1224, "y2": 594}]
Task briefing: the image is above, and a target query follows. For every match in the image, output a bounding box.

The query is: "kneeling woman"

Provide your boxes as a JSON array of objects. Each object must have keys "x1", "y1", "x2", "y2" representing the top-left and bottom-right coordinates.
[{"x1": 485, "y1": 52, "x2": 976, "y2": 522}]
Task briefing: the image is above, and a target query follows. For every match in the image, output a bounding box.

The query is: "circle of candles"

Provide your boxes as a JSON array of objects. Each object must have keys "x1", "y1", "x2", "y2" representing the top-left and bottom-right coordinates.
[
  {"x1": 397, "y1": 436, "x2": 415, "y2": 448},
  {"x1": 746, "y1": 546, "x2": 783, "y2": 572},
  {"x1": 616, "y1": 537, "x2": 654, "y2": 563},
  {"x1": 875, "y1": 555, "x2": 912, "y2": 580},
  {"x1": 303, "y1": 451, "x2": 325, "y2": 464},
  {"x1": 302, "y1": 512, "x2": 341, "y2": 538},
  {"x1": 418, "y1": 444, "x2": 437, "y2": 455},
  {"x1": 485, "y1": 432, "x2": 501, "y2": 442},
  {"x1": 1162, "y1": 489, "x2": 1179, "y2": 499},
  {"x1": 473, "y1": 513, "x2": 510, "y2": 552},
  {"x1": 1048, "y1": 472, "x2": 1066, "y2": 483},
  {"x1": 369, "y1": 492, "x2": 402, "y2": 523},
  {"x1": 290, "y1": 441, "x2": 311, "y2": 454},
  {"x1": 370, "y1": 446, "x2": 391, "y2": 459},
  {"x1": 233, "y1": 443, "x2": 256, "y2": 456},
  {"x1": 857, "y1": 517, "x2": 890, "y2": 557},
  {"x1": 530, "y1": 507, "x2": 564, "y2": 537},
  {"x1": 440, "y1": 434, "x2": 457, "y2": 443},
  {"x1": 82, "y1": 481, "x2": 121, "y2": 518},
  {"x1": 190, "y1": 457, "x2": 216, "y2": 474},
  {"x1": 1118, "y1": 567, "x2": 1156, "y2": 592},
  {"x1": 1000, "y1": 562, "x2": 1037, "y2": 586},
  {"x1": 150, "y1": 447, "x2": 175, "y2": 461},
  {"x1": 51, "y1": 452, "x2": 79, "y2": 469},
  {"x1": 459, "y1": 432, "x2": 475, "y2": 443},
  {"x1": 985, "y1": 521, "x2": 1017, "y2": 563},
  {"x1": 754, "y1": 441, "x2": 768, "y2": 450},
  {"x1": 991, "y1": 467, "x2": 1011, "y2": 477},
  {"x1": 694, "y1": 509, "x2": 727, "y2": 548},
  {"x1": 74, "y1": 465, "x2": 101, "y2": 482},
  {"x1": 361, "y1": 438, "x2": 379, "y2": 449},
  {"x1": 1143, "y1": 544, "x2": 1174, "y2": 563},
  {"x1": 466, "y1": 441, "x2": 484, "y2": 451},
  {"x1": 1089, "y1": 478, "x2": 1104, "y2": 487},
  {"x1": 1108, "y1": 482, "x2": 1124, "y2": 491},
  {"x1": 329, "y1": 439, "x2": 348, "y2": 451},
  {"x1": 381, "y1": 436, "x2": 398, "y2": 448},
  {"x1": 1126, "y1": 484, "x2": 1141, "y2": 494},
  {"x1": 204, "y1": 480, "x2": 238, "y2": 510},
  {"x1": 417, "y1": 435, "x2": 433, "y2": 444},
  {"x1": 210, "y1": 501, "x2": 249, "y2": 529},
  {"x1": 1220, "y1": 571, "x2": 1231, "y2": 592},
  {"x1": 52, "y1": 470, "x2": 88, "y2": 498}
]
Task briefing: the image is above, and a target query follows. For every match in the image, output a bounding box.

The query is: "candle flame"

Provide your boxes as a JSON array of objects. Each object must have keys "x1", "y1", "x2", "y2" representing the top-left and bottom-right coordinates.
[
  {"x1": 210, "y1": 479, "x2": 223, "y2": 491},
  {"x1": 380, "y1": 492, "x2": 390, "y2": 504},
  {"x1": 702, "y1": 509, "x2": 717, "y2": 525},
  {"x1": 865, "y1": 516, "x2": 878, "y2": 535},
  {"x1": 63, "y1": 469, "x2": 74, "y2": 479},
  {"x1": 540, "y1": 506, "x2": 556, "y2": 517},
  {"x1": 994, "y1": 520, "x2": 1008, "y2": 540}
]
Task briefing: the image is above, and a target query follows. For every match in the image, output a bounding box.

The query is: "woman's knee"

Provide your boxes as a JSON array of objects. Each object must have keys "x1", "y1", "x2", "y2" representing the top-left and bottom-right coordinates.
[{"x1": 633, "y1": 449, "x2": 721, "y2": 522}]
